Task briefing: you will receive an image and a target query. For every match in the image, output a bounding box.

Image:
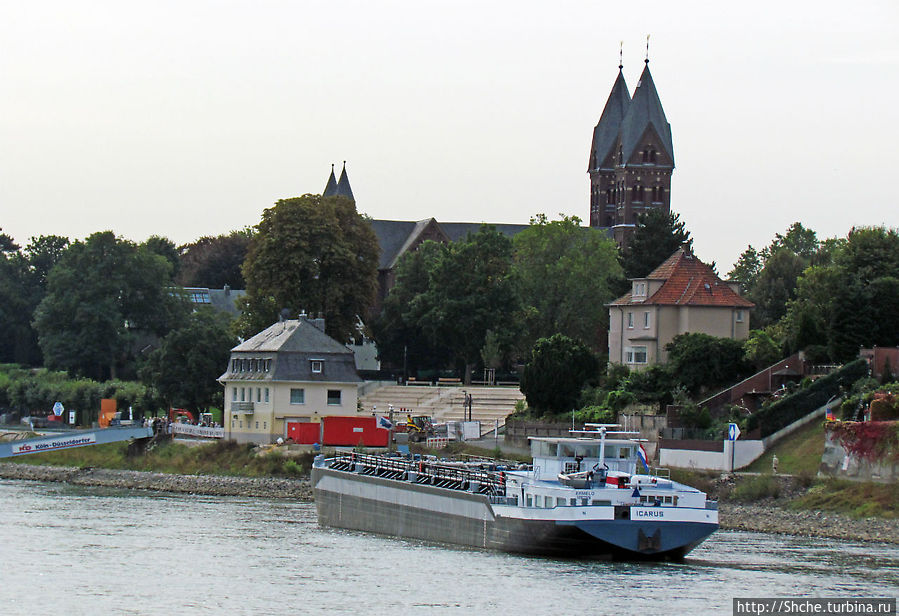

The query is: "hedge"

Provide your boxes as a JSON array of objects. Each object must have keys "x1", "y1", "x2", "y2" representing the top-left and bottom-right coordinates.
[{"x1": 746, "y1": 359, "x2": 869, "y2": 438}]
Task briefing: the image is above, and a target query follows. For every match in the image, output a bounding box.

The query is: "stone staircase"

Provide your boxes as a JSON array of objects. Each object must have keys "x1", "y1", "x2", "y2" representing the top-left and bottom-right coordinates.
[{"x1": 359, "y1": 384, "x2": 524, "y2": 429}]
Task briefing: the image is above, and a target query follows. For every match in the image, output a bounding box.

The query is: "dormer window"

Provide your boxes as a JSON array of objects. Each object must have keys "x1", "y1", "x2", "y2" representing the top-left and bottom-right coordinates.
[
  {"x1": 311, "y1": 360, "x2": 323, "y2": 374},
  {"x1": 633, "y1": 282, "x2": 646, "y2": 297}
]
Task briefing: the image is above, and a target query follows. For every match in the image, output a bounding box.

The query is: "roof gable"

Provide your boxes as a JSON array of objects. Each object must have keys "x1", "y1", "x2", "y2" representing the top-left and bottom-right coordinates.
[
  {"x1": 612, "y1": 248, "x2": 754, "y2": 308},
  {"x1": 233, "y1": 318, "x2": 353, "y2": 354}
]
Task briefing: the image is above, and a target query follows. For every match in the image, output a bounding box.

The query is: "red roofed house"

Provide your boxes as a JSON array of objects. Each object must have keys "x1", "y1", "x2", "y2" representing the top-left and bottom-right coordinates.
[{"x1": 608, "y1": 246, "x2": 755, "y2": 368}]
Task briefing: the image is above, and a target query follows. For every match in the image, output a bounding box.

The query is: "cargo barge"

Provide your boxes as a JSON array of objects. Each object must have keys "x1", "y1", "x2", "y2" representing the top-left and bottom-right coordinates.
[{"x1": 311, "y1": 426, "x2": 718, "y2": 560}]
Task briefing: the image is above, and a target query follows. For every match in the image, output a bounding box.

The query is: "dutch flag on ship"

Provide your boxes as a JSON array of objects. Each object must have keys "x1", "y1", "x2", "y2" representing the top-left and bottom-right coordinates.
[{"x1": 637, "y1": 444, "x2": 650, "y2": 472}]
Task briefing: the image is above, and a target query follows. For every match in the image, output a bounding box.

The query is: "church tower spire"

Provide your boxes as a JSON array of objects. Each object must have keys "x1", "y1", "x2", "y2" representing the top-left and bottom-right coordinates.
[
  {"x1": 323, "y1": 164, "x2": 338, "y2": 196},
  {"x1": 588, "y1": 42, "x2": 674, "y2": 246},
  {"x1": 335, "y1": 161, "x2": 355, "y2": 201}
]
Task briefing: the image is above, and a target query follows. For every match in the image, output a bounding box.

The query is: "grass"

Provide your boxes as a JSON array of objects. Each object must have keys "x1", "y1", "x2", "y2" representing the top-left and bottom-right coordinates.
[
  {"x1": 790, "y1": 478, "x2": 899, "y2": 519},
  {"x1": 6, "y1": 439, "x2": 313, "y2": 478},
  {"x1": 744, "y1": 419, "x2": 825, "y2": 475}
]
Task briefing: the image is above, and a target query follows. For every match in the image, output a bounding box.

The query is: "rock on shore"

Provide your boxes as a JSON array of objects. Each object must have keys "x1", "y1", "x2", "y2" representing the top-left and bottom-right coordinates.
[
  {"x1": 0, "y1": 462, "x2": 312, "y2": 500},
  {"x1": 719, "y1": 502, "x2": 899, "y2": 545}
]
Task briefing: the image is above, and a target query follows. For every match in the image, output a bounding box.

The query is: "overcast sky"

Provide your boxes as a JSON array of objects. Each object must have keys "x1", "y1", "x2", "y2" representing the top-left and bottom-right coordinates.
[{"x1": 2, "y1": 0, "x2": 897, "y2": 271}]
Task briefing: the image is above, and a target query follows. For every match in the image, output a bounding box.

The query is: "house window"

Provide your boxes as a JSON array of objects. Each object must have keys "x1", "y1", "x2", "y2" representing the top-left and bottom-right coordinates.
[
  {"x1": 256, "y1": 388, "x2": 261, "y2": 402},
  {"x1": 265, "y1": 359, "x2": 271, "y2": 372},
  {"x1": 232, "y1": 388, "x2": 237, "y2": 402},
  {"x1": 311, "y1": 360, "x2": 323, "y2": 374},
  {"x1": 627, "y1": 312, "x2": 634, "y2": 328},
  {"x1": 255, "y1": 421, "x2": 259, "y2": 429},
  {"x1": 264, "y1": 388, "x2": 270, "y2": 403},
  {"x1": 633, "y1": 282, "x2": 646, "y2": 297},
  {"x1": 625, "y1": 346, "x2": 648, "y2": 365},
  {"x1": 240, "y1": 388, "x2": 245, "y2": 402},
  {"x1": 231, "y1": 359, "x2": 237, "y2": 372},
  {"x1": 643, "y1": 312, "x2": 651, "y2": 328},
  {"x1": 327, "y1": 390, "x2": 341, "y2": 406},
  {"x1": 735, "y1": 310, "x2": 744, "y2": 323},
  {"x1": 290, "y1": 389, "x2": 305, "y2": 404}
]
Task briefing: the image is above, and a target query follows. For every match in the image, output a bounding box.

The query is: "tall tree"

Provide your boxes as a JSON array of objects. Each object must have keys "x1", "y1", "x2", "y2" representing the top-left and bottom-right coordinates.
[
  {"x1": 622, "y1": 210, "x2": 692, "y2": 279},
  {"x1": 415, "y1": 225, "x2": 520, "y2": 383},
  {"x1": 512, "y1": 214, "x2": 624, "y2": 351},
  {"x1": 240, "y1": 195, "x2": 379, "y2": 342},
  {"x1": 749, "y1": 248, "x2": 807, "y2": 327},
  {"x1": 33, "y1": 232, "x2": 190, "y2": 380},
  {"x1": 177, "y1": 229, "x2": 253, "y2": 288},
  {"x1": 370, "y1": 241, "x2": 445, "y2": 375},
  {"x1": 143, "y1": 235, "x2": 180, "y2": 281},
  {"x1": 520, "y1": 334, "x2": 599, "y2": 416},
  {"x1": 727, "y1": 245, "x2": 762, "y2": 289},
  {"x1": 140, "y1": 309, "x2": 238, "y2": 412}
]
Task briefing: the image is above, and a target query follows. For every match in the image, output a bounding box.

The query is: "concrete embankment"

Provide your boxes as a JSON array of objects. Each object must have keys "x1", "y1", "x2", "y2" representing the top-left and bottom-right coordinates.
[
  {"x1": 0, "y1": 463, "x2": 312, "y2": 500},
  {"x1": 2, "y1": 462, "x2": 897, "y2": 544}
]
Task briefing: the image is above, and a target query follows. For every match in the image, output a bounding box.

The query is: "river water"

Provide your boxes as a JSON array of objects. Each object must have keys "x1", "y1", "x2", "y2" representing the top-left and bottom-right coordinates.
[{"x1": 1, "y1": 479, "x2": 896, "y2": 615}]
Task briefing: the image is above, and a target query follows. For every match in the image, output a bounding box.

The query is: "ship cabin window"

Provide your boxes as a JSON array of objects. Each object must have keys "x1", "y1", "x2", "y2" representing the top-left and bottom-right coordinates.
[
  {"x1": 564, "y1": 462, "x2": 580, "y2": 474},
  {"x1": 619, "y1": 447, "x2": 631, "y2": 459},
  {"x1": 581, "y1": 498, "x2": 590, "y2": 506},
  {"x1": 526, "y1": 495, "x2": 533, "y2": 508},
  {"x1": 557, "y1": 497, "x2": 566, "y2": 507},
  {"x1": 570, "y1": 498, "x2": 577, "y2": 506},
  {"x1": 532, "y1": 441, "x2": 558, "y2": 457}
]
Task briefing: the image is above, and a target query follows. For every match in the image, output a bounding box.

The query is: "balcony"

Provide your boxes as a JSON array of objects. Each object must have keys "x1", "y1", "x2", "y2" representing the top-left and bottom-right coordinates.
[{"x1": 231, "y1": 401, "x2": 255, "y2": 414}]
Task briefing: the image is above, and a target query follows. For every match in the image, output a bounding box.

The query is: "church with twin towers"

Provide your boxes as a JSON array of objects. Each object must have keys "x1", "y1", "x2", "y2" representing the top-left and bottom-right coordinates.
[{"x1": 588, "y1": 55, "x2": 674, "y2": 246}]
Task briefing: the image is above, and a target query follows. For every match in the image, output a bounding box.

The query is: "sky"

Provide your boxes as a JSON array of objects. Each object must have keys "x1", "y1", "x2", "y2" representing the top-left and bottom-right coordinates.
[{"x1": 2, "y1": 0, "x2": 898, "y2": 271}]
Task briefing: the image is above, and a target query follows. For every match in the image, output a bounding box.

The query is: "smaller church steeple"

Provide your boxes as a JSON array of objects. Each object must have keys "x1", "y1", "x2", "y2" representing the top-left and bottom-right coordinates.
[
  {"x1": 335, "y1": 161, "x2": 355, "y2": 201},
  {"x1": 323, "y1": 164, "x2": 338, "y2": 196}
]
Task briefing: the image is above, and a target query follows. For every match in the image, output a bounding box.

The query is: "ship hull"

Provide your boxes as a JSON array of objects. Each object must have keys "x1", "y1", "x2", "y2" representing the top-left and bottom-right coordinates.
[{"x1": 312, "y1": 467, "x2": 716, "y2": 561}]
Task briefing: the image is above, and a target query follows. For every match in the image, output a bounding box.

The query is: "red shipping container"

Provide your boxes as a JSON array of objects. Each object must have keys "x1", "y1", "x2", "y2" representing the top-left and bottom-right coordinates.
[
  {"x1": 322, "y1": 416, "x2": 388, "y2": 447},
  {"x1": 287, "y1": 422, "x2": 321, "y2": 444}
]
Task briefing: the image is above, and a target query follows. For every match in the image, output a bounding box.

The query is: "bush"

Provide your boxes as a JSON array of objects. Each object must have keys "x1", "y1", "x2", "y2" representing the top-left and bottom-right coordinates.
[
  {"x1": 731, "y1": 475, "x2": 781, "y2": 502},
  {"x1": 747, "y1": 359, "x2": 868, "y2": 437}
]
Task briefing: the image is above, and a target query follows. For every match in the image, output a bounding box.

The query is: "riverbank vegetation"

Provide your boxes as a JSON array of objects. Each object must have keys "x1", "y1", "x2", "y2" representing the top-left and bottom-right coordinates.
[{"x1": 6, "y1": 439, "x2": 312, "y2": 478}]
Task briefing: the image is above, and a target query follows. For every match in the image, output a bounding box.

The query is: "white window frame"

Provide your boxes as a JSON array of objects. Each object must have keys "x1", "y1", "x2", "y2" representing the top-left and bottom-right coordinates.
[
  {"x1": 735, "y1": 309, "x2": 744, "y2": 323},
  {"x1": 625, "y1": 346, "x2": 648, "y2": 365},
  {"x1": 327, "y1": 389, "x2": 341, "y2": 406},
  {"x1": 290, "y1": 388, "x2": 305, "y2": 405},
  {"x1": 643, "y1": 311, "x2": 651, "y2": 329},
  {"x1": 310, "y1": 360, "x2": 323, "y2": 374},
  {"x1": 633, "y1": 282, "x2": 646, "y2": 297},
  {"x1": 627, "y1": 312, "x2": 634, "y2": 329}
]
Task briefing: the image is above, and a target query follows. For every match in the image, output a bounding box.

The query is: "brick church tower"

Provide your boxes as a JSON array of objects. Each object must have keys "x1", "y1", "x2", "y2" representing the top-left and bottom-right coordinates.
[{"x1": 588, "y1": 57, "x2": 674, "y2": 246}]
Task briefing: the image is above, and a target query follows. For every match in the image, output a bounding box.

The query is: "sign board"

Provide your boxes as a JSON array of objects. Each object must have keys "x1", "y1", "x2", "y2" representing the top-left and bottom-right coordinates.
[
  {"x1": 12, "y1": 433, "x2": 96, "y2": 455},
  {"x1": 727, "y1": 423, "x2": 741, "y2": 441},
  {"x1": 52, "y1": 401, "x2": 64, "y2": 416},
  {"x1": 68, "y1": 411, "x2": 76, "y2": 425}
]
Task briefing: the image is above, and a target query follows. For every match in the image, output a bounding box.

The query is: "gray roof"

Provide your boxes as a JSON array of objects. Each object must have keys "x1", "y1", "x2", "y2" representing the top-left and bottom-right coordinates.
[
  {"x1": 223, "y1": 318, "x2": 361, "y2": 383},
  {"x1": 184, "y1": 287, "x2": 246, "y2": 316},
  {"x1": 619, "y1": 63, "x2": 674, "y2": 166},
  {"x1": 588, "y1": 69, "x2": 631, "y2": 171},
  {"x1": 323, "y1": 165, "x2": 338, "y2": 196},
  {"x1": 368, "y1": 219, "x2": 531, "y2": 271},
  {"x1": 335, "y1": 165, "x2": 355, "y2": 200}
]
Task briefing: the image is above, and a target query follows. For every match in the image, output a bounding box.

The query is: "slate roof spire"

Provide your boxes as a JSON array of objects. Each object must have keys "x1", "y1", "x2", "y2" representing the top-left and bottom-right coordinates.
[
  {"x1": 618, "y1": 60, "x2": 674, "y2": 166},
  {"x1": 335, "y1": 161, "x2": 355, "y2": 201},
  {"x1": 588, "y1": 62, "x2": 631, "y2": 172},
  {"x1": 323, "y1": 164, "x2": 338, "y2": 196}
]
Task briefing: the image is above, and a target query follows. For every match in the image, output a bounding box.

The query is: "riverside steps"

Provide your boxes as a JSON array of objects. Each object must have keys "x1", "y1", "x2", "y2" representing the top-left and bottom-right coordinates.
[{"x1": 0, "y1": 426, "x2": 154, "y2": 459}]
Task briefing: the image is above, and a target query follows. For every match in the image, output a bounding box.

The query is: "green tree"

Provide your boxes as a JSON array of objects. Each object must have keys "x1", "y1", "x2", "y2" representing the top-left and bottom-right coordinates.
[
  {"x1": 622, "y1": 210, "x2": 692, "y2": 279},
  {"x1": 33, "y1": 231, "x2": 190, "y2": 380},
  {"x1": 727, "y1": 245, "x2": 762, "y2": 289},
  {"x1": 665, "y1": 333, "x2": 752, "y2": 395},
  {"x1": 749, "y1": 248, "x2": 806, "y2": 327},
  {"x1": 520, "y1": 334, "x2": 599, "y2": 416},
  {"x1": 0, "y1": 234, "x2": 70, "y2": 365},
  {"x1": 764, "y1": 222, "x2": 818, "y2": 260},
  {"x1": 177, "y1": 229, "x2": 253, "y2": 288},
  {"x1": 370, "y1": 241, "x2": 446, "y2": 375},
  {"x1": 143, "y1": 235, "x2": 180, "y2": 281},
  {"x1": 512, "y1": 214, "x2": 624, "y2": 351},
  {"x1": 414, "y1": 225, "x2": 520, "y2": 383},
  {"x1": 743, "y1": 330, "x2": 782, "y2": 370},
  {"x1": 241, "y1": 195, "x2": 379, "y2": 342},
  {"x1": 140, "y1": 309, "x2": 238, "y2": 412}
]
